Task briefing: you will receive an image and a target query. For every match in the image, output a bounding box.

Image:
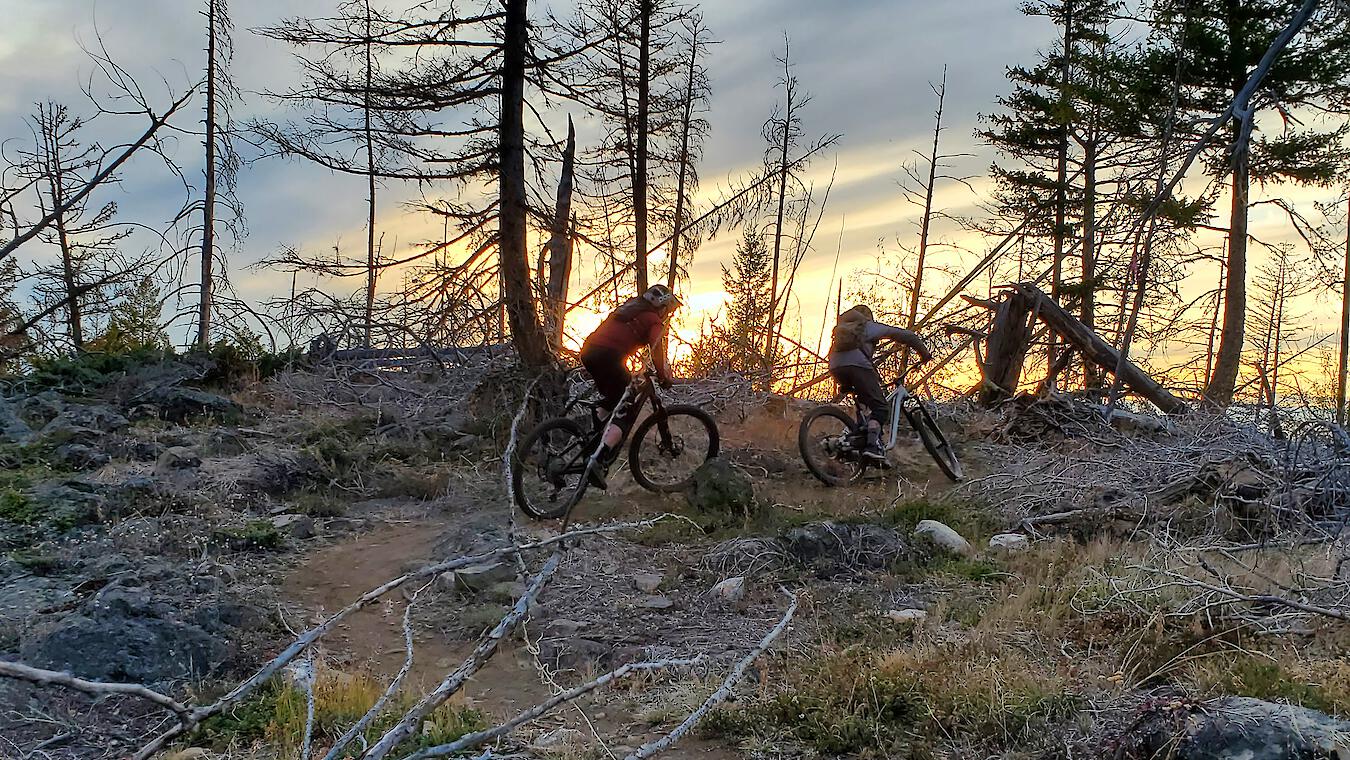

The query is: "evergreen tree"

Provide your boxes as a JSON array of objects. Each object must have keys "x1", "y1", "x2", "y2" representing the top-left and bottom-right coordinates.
[
  {"x1": 1147, "y1": 0, "x2": 1350, "y2": 405},
  {"x1": 721, "y1": 228, "x2": 772, "y2": 373}
]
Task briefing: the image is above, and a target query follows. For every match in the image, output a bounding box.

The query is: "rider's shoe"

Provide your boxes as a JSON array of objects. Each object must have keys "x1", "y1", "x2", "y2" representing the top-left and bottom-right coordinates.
[
  {"x1": 862, "y1": 443, "x2": 887, "y2": 465},
  {"x1": 586, "y1": 445, "x2": 614, "y2": 489}
]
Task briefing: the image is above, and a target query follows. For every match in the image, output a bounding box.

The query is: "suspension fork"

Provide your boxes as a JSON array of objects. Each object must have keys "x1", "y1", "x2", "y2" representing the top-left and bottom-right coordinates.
[{"x1": 885, "y1": 386, "x2": 908, "y2": 451}]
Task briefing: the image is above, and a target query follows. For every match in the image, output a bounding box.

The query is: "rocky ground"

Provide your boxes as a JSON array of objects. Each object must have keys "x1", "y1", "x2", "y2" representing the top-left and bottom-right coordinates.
[{"x1": 1, "y1": 355, "x2": 1347, "y2": 759}]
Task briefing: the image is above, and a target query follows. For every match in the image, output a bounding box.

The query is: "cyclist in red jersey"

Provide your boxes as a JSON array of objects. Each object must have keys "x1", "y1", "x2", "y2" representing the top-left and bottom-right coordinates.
[{"x1": 578, "y1": 284, "x2": 681, "y2": 487}]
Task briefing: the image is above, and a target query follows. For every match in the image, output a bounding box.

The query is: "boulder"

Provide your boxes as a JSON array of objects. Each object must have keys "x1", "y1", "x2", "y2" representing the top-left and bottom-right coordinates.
[
  {"x1": 51, "y1": 443, "x2": 111, "y2": 470},
  {"x1": 884, "y1": 609, "x2": 928, "y2": 624},
  {"x1": 446, "y1": 562, "x2": 515, "y2": 594},
  {"x1": 710, "y1": 576, "x2": 746, "y2": 603},
  {"x1": 782, "y1": 521, "x2": 909, "y2": 577},
  {"x1": 914, "y1": 520, "x2": 974, "y2": 556},
  {"x1": 269, "y1": 513, "x2": 315, "y2": 540},
  {"x1": 55, "y1": 405, "x2": 129, "y2": 433},
  {"x1": 685, "y1": 458, "x2": 754, "y2": 516},
  {"x1": 16, "y1": 392, "x2": 65, "y2": 428},
  {"x1": 1118, "y1": 696, "x2": 1350, "y2": 760},
  {"x1": 19, "y1": 590, "x2": 228, "y2": 685},
  {"x1": 632, "y1": 572, "x2": 664, "y2": 593},
  {"x1": 641, "y1": 595, "x2": 675, "y2": 610},
  {"x1": 988, "y1": 533, "x2": 1030, "y2": 553},
  {"x1": 147, "y1": 387, "x2": 242, "y2": 423},
  {"x1": 155, "y1": 446, "x2": 202, "y2": 475},
  {"x1": 0, "y1": 399, "x2": 33, "y2": 444}
]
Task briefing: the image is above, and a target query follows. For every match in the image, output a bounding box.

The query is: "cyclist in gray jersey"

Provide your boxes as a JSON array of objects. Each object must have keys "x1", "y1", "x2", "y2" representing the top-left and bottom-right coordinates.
[{"x1": 827, "y1": 305, "x2": 932, "y2": 463}]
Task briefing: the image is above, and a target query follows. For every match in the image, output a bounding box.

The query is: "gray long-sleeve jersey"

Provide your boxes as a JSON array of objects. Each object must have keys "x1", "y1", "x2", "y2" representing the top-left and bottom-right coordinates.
[{"x1": 828, "y1": 321, "x2": 930, "y2": 371}]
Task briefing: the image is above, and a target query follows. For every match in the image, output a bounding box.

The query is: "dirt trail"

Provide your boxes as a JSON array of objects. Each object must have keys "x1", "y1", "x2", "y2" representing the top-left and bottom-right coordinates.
[{"x1": 283, "y1": 518, "x2": 743, "y2": 758}]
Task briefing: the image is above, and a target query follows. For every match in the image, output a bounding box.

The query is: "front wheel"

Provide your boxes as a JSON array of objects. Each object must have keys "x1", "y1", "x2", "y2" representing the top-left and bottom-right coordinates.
[
  {"x1": 906, "y1": 401, "x2": 963, "y2": 482},
  {"x1": 798, "y1": 406, "x2": 865, "y2": 487},
  {"x1": 629, "y1": 405, "x2": 719, "y2": 492},
  {"x1": 511, "y1": 417, "x2": 591, "y2": 519}
]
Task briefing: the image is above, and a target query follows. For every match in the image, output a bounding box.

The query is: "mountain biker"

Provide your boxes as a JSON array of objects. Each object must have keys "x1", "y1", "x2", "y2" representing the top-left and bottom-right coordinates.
[
  {"x1": 828, "y1": 305, "x2": 933, "y2": 464},
  {"x1": 579, "y1": 283, "x2": 681, "y2": 488}
]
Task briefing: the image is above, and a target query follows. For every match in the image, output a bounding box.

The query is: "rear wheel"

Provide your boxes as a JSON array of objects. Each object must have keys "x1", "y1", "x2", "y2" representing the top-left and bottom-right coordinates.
[
  {"x1": 906, "y1": 402, "x2": 963, "y2": 482},
  {"x1": 798, "y1": 406, "x2": 865, "y2": 486},
  {"x1": 511, "y1": 417, "x2": 591, "y2": 519},
  {"x1": 629, "y1": 405, "x2": 719, "y2": 492}
]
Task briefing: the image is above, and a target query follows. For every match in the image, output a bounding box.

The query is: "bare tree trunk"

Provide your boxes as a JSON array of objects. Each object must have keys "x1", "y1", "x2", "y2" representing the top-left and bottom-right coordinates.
[
  {"x1": 1049, "y1": 0, "x2": 1074, "y2": 380},
  {"x1": 363, "y1": 0, "x2": 378, "y2": 349},
  {"x1": 902, "y1": 67, "x2": 947, "y2": 368},
  {"x1": 1338, "y1": 192, "x2": 1349, "y2": 426},
  {"x1": 666, "y1": 22, "x2": 700, "y2": 291},
  {"x1": 1206, "y1": 135, "x2": 1249, "y2": 406},
  {"x1": 45, "y1": 146, "x2": 84, "y2": 349},
  {"x1": 1205, "y1": 253, "x2": 1224, "y2": 385},
  {"x1": 500, "y1": 0, "x2": 550, "y2": 367},
  {"x1": 197, "y1": 0, "x2": 217, "y2": 349},
  {"x1": 1081, "y1": 139, "x2": 1097, "y2": 388},
  {"x1": 545, "y1": 117, "x2": 576, "y2": 350},
  {"x1": 633, "y1": 0, "x2": 652, "y2": 293},
  {"x1": 765, "y1": 42, "x2": 793, "y2": 376}
]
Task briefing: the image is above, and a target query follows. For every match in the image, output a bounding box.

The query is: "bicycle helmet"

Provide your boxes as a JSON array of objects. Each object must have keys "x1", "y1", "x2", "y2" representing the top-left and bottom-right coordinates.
[{"x1": 642, "y1": 284, "x2": 681, "y2": 311}]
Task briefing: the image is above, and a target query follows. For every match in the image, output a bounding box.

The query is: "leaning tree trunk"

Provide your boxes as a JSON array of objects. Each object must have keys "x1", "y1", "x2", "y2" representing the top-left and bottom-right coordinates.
[
  {"x1": 902, "y1": 68, "x2": 946, "y2": 367},
  {"x1": 499, "y1": 0, "x2": 550, "y2": 368},
  {"x1": 544, "y1": 117, "x2": 576, "y2": 351}
]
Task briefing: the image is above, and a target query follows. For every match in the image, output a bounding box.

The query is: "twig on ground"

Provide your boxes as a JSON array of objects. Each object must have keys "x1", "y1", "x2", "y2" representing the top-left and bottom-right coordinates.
[{"x1": 623, "y1": 590, "x2": 799, "y2": 760}]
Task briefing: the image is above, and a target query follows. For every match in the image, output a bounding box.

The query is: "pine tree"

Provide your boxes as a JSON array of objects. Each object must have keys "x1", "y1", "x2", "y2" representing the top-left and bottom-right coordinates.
[{"x1": 1147, "y1": 0, "x2": 1350, "y2": 406}]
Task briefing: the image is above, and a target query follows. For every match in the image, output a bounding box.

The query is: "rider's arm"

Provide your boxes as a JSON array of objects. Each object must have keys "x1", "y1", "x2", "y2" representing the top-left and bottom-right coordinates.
[
  {"x1": 871, "y1": 323, "x2": 933, "y2": 363},
  {"x1": 648, "y1": 320, "x2": 673, "y2": 386}
]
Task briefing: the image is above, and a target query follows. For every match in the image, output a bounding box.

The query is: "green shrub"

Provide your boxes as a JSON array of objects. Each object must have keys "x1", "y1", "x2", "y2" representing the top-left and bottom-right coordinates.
[{"x1": 212, "y1": 520, "x2": 284, "y2": 551}]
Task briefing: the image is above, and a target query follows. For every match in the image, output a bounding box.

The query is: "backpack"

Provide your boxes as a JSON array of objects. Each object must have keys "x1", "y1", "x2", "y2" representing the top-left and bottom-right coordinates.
[
  {"x1": 831, "y1": 314, "x2": 868, "y2": 354},
  {"x1": 613, "y1": 296, "x2": 654, "y2": 323}
]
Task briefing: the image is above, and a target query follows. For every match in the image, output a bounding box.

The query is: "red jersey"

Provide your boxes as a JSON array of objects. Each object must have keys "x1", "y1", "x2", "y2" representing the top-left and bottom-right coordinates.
[{"x1": 583, "y1": 308, "x2": 665, "y2": 356}]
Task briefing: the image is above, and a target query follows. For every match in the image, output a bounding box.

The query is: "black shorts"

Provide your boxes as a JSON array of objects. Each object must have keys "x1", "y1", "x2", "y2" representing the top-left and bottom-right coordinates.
[
  {"x1": 580, "y1": 345, "x2": 631, "y2": 412},
  {"x1": 831, "y1": 364, "x2": 889, "y2": 424}
]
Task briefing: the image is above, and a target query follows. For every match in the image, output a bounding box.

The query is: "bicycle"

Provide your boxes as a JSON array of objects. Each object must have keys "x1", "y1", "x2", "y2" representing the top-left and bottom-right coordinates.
[
  {"x1": 510, "y1": 369, "x2": 720, "y2": 520},
  {"x1": 798, "y1": 365, "x2": 963, "y2": 486}
]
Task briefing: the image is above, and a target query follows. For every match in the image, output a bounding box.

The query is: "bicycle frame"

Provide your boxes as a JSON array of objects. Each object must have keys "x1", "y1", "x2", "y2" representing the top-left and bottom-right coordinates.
[{"x1": 849, "y1": 371, "x2": 922, "y2": 452}]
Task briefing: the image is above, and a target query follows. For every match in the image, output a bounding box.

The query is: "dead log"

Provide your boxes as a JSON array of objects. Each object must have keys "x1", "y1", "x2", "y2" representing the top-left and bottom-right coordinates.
[{"x1": 976, "y1": 289, "x2": 1035, "y2": 405}]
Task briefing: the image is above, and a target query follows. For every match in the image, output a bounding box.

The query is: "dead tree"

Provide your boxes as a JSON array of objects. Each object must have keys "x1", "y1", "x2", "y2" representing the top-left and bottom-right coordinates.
[
  {"x1": 543, "y1": 117, "x2": 577, "y2": 350},
  {"x1": 196, "y1": 0, "x2": 243, "y2": 349},
  {"x1": 1339, "y1": 191, "x2": 1349, "y2": 426},
  {"x1": 665, "y1": 12, "x2": 712, "y2": 290}
]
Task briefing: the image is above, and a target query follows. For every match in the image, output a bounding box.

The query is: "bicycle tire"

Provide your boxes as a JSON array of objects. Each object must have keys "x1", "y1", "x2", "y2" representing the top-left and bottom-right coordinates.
[
  {"x1": 798, "y1": 405, "x2": 865, "y2": 487},
  {"x1": 906, "y1": 402, "x2": 963, "y2": 482},
  {"x1": 628, "y1": 405, "x2": 719, "y2": 492},
  {"x1": 511, "y1": 417, "x2": 591, "y2": 519}
]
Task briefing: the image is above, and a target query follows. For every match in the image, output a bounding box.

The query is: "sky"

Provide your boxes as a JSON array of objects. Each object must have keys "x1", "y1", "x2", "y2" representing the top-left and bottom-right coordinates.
[{"x1": 0, "y1": 0, "x2": 1343, "y2": 379}]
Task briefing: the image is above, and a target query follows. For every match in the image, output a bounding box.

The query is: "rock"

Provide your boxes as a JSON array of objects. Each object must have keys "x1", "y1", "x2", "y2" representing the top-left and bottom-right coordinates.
[
  {"x1": 685, "y1": 458, "x2": 755, "y2": 516},
  {"x1": 448, "y1": 562, "x2": 515, "y2": 593},
  {"x1": 19, "y1": 600, "x2": 228, "y2": 685},
  {"x1": 530, "y1": 727, "x2": 588, "y2": 753},
  {"x1": 51, "y1": 443, "x2": 111, "y2": 470},
  {"x1": 29, "y1": 481, "x2": 108, "y2": 529},
  {"x1": 782, "y1": 521, "x2": 908, "y2": 577},
  {"x1": 485, "y1": 581, "x2": 527, "y2": 603},
  {"x1": 37, "y1": 421, "x2": 104, "y2": 447},
  {"x1": 166, "y1": 749, "x2": 210, "y2": 760},
  {"x1": 545, "y1": 618, "x2": 587, "y2": 636},
  {"x1": 155, "y1": 446, "x2": 202, "y2": 475},
  {"x1": 710, "y1": 576, "x2": 746, "y2": 603},
  {"x1": 632, "y1": 572, "x2": 664, "y2": 593},
  {"x1": 1119, "y1": 696, "x2": 1350, "y2": 760},
  {"x1": 988, "y1": 533, "x2": 1030, "y2": 553},
  {"x1": 16, "y1": 392, "x2": 65, "y2": 428},
  {"x1": 270, "y1": 513, "x2": 315, "y2": 540},
  {"x1": 147, "y1": 387, "x2": 242, "y2": 423},
  {"x1": 641, "y1": 595, "x2": 674, "y2": 610},
  {"x1": 0, "y1": 399, "x2": 33, "y2": 443},
  {"x1": 884, "y1": 609, "x2": 928, "y2": 624},
  {"x1": 58, "y1": 405, "x2": 130, "y2": 433},
  {"x1": 914, "y1": 520, "x2": 974, "y2": 556}
]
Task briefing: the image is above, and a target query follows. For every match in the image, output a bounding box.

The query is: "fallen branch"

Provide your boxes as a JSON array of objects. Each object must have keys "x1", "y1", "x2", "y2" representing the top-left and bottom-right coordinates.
[
  {"x1": 321, "y1": 588, "x2": 424, "y2": 760},
  {"x1": 401, "y1": 658, "x2": 700, "y2": 760},
  {"x1": 362, "y1": 552, "x2": 563, "y2": 760},
  {"x1": 130, "y1": 519, "x2": 672, "y2": 760},
  {"x1": 0, "y1": 661, "x2": 190, "y2": 719},
  {"x1": 623, "y1": 590, "x2": 799, "y2": 760}
]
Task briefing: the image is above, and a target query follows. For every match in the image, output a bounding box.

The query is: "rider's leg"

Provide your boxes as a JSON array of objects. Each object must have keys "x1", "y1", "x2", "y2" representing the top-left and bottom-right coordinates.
[
  {"x1": 580, "y1": 346, "x2": 631, "y2": 488},
  {"x1": 852, "y1": 371, "x2": 890, "y2": 462}
]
